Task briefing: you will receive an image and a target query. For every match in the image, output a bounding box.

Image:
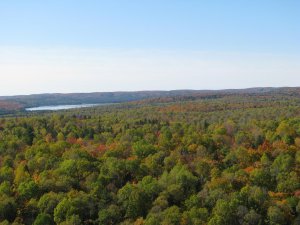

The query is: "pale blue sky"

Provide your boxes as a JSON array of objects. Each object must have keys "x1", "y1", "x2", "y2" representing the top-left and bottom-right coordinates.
[{"x1": 0, "y1": 1, "x2": 299, "y2": 95}]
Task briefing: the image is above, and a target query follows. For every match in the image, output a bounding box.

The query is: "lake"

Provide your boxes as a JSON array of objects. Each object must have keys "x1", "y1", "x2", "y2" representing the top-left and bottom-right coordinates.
[{"x1": 26, "y1": 103, "x2": 107, "y2": 111}]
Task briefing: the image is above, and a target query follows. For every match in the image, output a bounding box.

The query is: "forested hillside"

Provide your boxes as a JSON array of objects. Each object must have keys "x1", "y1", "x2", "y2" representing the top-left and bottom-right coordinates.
[
  {"x1": 0, "y1": 92, "x2": 300, "y2": 224},
  {"x1": 1, "y1": 87, "x2": 300, "y2": 114},
  {"x1": 0, "y1": 90, "x2": 201, "y2": 110},
  {"x1": 0, "y1": 101, "x2": 24, "y2": 116}
]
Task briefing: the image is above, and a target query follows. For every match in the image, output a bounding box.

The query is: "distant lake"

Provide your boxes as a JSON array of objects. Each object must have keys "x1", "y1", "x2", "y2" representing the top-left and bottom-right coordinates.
[{"x1": 26, "y1": 103, "x2": 107, "y2": 111}]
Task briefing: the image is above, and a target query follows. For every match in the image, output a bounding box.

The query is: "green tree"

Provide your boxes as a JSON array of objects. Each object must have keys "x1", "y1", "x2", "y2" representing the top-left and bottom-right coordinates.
[
  {"x1": 98, "y1": 204, "x2": 121, "y2": 225},
  {"x1": 267, "y1": 206, "x2": 286, "y2": 225},
  {"x1": 117, "y1": 183, "x2": 149, "y2": 219},
  {"x1": 208, "y1": 199, "x2": 239, "y2": 225},
  {"x1": 270, "y1": 153, "x2": 293, "y2": 177},
  {"x1": 33, "y1": 213, "x2": 53, "y2": 225},
  {"x1": 159, "y1": 164, "x2": 198, "y2": 203},
  {"x1": 181, "y1": 207, "x2": 209, "y2": 225},
  {"x1": 38, "y1": 192, "x2": 64, "y2": 215},
  {"x1": 0, "y1": 195, "x2": 17, "y2": 222},
  {"x1": 17, "y1": 180, "x2": 39, "y2": 200},
  {"x1": 53, "y1": 191, "x2": 97, "y2": 224},
  {"x1": 132, "y1": 140, "x2": 156, "y2": 159},
  {"x1": 161, "y1": 206, "x2": 181, "y2": 225}
]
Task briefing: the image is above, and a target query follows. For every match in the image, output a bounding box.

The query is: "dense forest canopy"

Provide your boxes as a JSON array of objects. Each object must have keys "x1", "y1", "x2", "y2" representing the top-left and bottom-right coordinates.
[{"x1": 0, "y1": 90, "x2": 299, "y2": 224}]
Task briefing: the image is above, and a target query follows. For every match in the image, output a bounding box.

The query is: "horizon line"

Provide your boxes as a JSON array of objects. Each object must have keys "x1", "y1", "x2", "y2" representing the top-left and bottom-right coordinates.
[{"x1": 1, "y1": 86, "x2": 297, "y2": 98}]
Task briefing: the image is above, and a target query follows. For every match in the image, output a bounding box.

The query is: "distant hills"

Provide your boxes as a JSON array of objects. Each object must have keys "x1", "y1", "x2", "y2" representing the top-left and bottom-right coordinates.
[{"x1": 0, "y1": 87, "x2": 299, "y2": 115}]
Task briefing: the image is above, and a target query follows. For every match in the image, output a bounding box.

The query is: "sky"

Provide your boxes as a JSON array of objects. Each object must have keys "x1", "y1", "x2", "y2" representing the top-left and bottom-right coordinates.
[{"x1": 0, "y1": 0, "x2": 299, "y2": 95}]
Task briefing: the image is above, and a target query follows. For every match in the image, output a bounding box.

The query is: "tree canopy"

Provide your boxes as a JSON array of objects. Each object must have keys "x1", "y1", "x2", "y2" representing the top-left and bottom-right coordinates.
[{"x1": 0, "y1": 93, "x2": 299, "y2": 224}]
